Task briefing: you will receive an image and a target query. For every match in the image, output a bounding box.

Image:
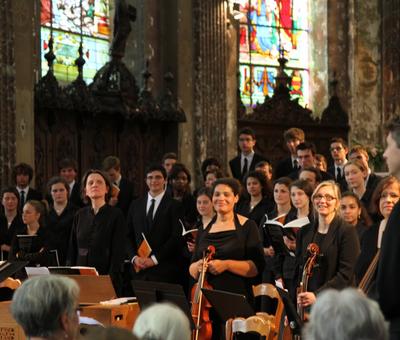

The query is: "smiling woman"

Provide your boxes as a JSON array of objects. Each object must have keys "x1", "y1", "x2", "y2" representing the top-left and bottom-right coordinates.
[
  {"x1": 295, "y1": 181, "x2": 360, "y2": 308},
  {"x1": 189, "y1": 178, "x2": 265, "y2": 339}
]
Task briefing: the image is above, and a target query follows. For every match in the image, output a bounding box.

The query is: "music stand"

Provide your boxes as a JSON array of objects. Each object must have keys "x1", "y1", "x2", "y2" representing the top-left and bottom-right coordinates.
[
  {"x1": 0, "y1": 261, "x2": 28, "y2": 282},
  {"x1": 131, "y1": 280, "x2": 194, "y2": 329},
  {"x1": 275, "y1": 287, "x2": 303, "y2": 335},
  {"x1": 201, "y1": 288, "x2": 254, "y2": 322}
]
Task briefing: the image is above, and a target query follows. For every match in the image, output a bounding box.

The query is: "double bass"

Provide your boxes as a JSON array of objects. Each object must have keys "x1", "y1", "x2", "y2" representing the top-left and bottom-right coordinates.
[{"x1": 191, "y1": 245, "x2": 215, "y2": 340}]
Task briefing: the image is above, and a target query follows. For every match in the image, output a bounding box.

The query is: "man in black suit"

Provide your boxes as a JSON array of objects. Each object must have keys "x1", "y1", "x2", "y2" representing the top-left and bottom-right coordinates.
[
  {"x1": 12, "y1": 163, "x2": 42, "y2": 209},
  {"x1": 58, "y1": 158, "x2": 84, "y2": 207},
  {"x1": 348, "y1": 146, "x2": 381, "y2": 206},
  {"x1": 377, "y1": 116, "x2": 400, "y2": 339},
  {"x1": 127, "y1": 164, "x2": 182, "y2": 283},
  {"x1": 274, "y1": 127, "x2": 305, "y2": 179},
  {"x1": 288, "y1": 142, "x2": 333, "y2": 181},
  {"x1": 102, "y1": 156, "x2": 135, "y2": 216},
  {"x1": 327, "y1": 137, "x2": 348, "y2": 191},
  {"x1": 229, "y1": 126, "x2": 266, "y2": 181}
]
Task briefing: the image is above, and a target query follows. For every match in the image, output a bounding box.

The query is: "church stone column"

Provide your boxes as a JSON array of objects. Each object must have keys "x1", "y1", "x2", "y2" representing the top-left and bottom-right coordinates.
[
  {"x1": 348, "y1": 0, "x2": 382, "y2": 146},
  {"x1": 0, "y1": 0, "x2": 16, "y2": 187}
]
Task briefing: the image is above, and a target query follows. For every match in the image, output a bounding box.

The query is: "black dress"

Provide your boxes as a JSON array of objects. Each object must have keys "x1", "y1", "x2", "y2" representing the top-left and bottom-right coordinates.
[
  {"x1": 46, "y1": 203, "x2": 78, "y2": 265},
  {"x1": 235, "y1": 196, "x2": 275, "y2": 226},
  {"x1": 0, "y1": 213, "x2": 24, "y2": 260}
]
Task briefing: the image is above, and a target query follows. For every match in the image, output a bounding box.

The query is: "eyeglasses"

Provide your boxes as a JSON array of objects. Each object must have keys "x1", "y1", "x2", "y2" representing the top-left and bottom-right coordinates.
[
  {"x1": 313, "y1": 194, "x2": 336, "y2": 202},
  {"x1": 330, "y1": 146, "x2": 343, "y2": 152},
  {"x1": 380, "y1": 192, "x2": 400, "y2": 200}
]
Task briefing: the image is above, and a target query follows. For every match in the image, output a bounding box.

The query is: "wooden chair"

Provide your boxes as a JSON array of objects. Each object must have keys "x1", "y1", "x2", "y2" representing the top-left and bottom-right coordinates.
[
  {"x1": 226, "y1": 315, "x2": 271, "y2": 340},
  {"x1": 252, "y1": 284, "x2": 287, "y2": 340}
]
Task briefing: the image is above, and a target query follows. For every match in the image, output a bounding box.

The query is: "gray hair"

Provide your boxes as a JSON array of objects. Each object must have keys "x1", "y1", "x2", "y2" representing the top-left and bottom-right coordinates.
[
  {"x1": 11, "y1": 275, "x2": 79, "y2": 338},
  {"x1": 303, "y1": 288, "x2": 388, "y2": 340},
  {"x1": 133, "y1": 302, "x2": 191, "y2": 340}
]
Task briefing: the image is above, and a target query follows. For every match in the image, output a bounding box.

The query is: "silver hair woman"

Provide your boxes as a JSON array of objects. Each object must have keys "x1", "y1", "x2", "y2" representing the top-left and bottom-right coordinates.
[
  {"x1": 303, "y1": 288, "x2": 388, "y2": 340},
  {"x1": 11, "y1": 275, "x2": 80, "y2": 340},
  {"x1": 132, "y1": 302, "x2": 191, "y2": 340}
]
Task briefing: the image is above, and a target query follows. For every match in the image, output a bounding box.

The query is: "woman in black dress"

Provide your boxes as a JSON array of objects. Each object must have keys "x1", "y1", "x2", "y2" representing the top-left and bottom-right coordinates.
[
  {"x1": 0, "y1": 188, "x2": 24, "y2": 260},
  {"x1": 46, "y1": 177, "x2": 78, "y2": 265},
  {"x1": 189, "y1": 178, "x2": 264, "y2": 339},
  {"x1": 296, "y1": 181, "x2": 360, "y2": 308},
  {"x1": 67, "y1": 170, "x2": 126, "y2": 294},
  {"x1": 355, "y1": 176, "x2": 400, "y2": 287}
]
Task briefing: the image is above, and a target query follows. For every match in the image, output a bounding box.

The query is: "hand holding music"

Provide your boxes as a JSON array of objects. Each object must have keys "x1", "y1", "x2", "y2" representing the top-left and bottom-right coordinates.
[
  {"x1": 264, "y1": 246, "x2": 275, "y2": 257},
  {"x1": 187, "y1": 240, "x2": 196, "y2": 253},
  {"x1": 207, "y1": 259, "x2": 228, "y2": 275},
  {"x1": 297, "y1": 291, "x2": 316, "y2": 307}
]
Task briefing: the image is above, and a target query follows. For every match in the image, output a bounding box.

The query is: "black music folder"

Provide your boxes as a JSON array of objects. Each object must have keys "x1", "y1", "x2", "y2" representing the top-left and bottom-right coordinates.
[
  {"x1": 201, "y1": 288, "x2": 255, "y2": 322},
  {"x1": 276, "y1": 287, "x2": 303, "y2": 335}
]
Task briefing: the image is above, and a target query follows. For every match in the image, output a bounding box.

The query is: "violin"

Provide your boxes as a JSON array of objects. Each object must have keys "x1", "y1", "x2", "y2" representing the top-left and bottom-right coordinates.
[
  {"x1": 358, "y1": 249, "x2": 380, "y2": 295},
  {"x1": 191, "y1": 245, "x2": 215, "y2": 340},
  {"x1": 297, "y1": 243, "x2": 319, "y2": 322}
]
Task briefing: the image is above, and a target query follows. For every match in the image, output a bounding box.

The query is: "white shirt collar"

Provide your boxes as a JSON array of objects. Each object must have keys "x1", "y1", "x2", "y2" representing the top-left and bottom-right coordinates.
[{"x1": 147, "y1": 190, "x2": 166, "y2": 215}]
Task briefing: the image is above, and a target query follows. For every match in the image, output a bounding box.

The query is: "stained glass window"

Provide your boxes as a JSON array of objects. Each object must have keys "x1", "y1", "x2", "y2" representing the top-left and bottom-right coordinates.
[
  {"x1": 238, "y1": 0, "x2": 309, "y2": 107},
  {"x1": 40, "y1": 0, "x2": 110, "y2": 83}
]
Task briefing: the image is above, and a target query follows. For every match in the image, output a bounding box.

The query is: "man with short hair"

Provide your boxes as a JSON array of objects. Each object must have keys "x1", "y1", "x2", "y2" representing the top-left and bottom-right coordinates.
[
  {"x1": 274, "y1": 127, "x2": 305, "y2": 178},
  {"x1": 12, "y1": 163, "x2": 42, "y2": 209},
  {"x1": 161, "y1": 152, "x2": 178, "y2": 175},
  {"x1": 58, "y1": 158, "x2": 83, "y2": 207},
  {"x1": 349, "y1": 145, "x2": 381, "y2": 206},
  {"x1": 102, "y1": 155, "x2": 135, "y2": 216},
  {"x1": 288, "y1": 142, "x2": 333, "y2": 181},
  {"x1": 328, "y1": 137, "x2": 348, "y2": 191},
  {"x1": 255, "y1": 160, "x2": 273, "y2": 181},
  {"x1": 127, "y1": 164, "x2": 182, "y2": 283},
  {"x1": 377, "y1": 116, "x2": 400, "y2": 340},
  {"x1": 299, "y1": 167, "x2": 322, "y2": 191},
  {"x1": 229, "y1": 127, "x2": 266, "y2": 181}
]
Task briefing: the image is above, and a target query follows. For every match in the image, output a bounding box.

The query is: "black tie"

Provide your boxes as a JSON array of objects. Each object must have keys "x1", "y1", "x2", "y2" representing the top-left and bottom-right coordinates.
[
  {"x1": 337, "y1": 167, "x2": 342, "y2": 181},
  {"x1": 146, "y1": 199, "x2": 156, "y2": 231},
  {"x1": 20, "y1": 190, "x2": 25, "y2": 210},
  {"x1": 242, "y1": 158, "x2": 248, "y2": 178},
  {"x1": 293, "y1": 159, "x2": 299, "y2": 170}
]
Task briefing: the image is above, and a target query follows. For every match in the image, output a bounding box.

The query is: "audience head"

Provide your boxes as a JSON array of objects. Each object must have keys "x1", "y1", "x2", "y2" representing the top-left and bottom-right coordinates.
[
  {"x1": 13, "y1": 163, "x2": 34, "y2": 189},
  {"x1": 58, "y1": 158, "x2": 78, "y2": 184},
  {"x1": 290, "y1": 179, "x2": 313, "y2": 211},
  {"x1": 296, "y1": 142, "x2": 317, "y2": 169},
  {"x1": 133, "y1": 302, "x2": 191, "y2": 340},
  {"x1": 311, "y1": 181, "x2": 341, "y2": 219},
  {"x1": 369, "y1": 175, "x2": 400, "y2": 219},
  {"x1": 196, "y1": 187, "x2": 214, "y2": 218},
  {"x1": 255, "y1": 160, "x2": 273, "y2": 181},
  {"x1": 201, "y1": 157, "x2": 222, "y2": 177},
  {"x1": 283, "y1": 127, "x2": 305, "y2": 156},
  {"x1": 168, "y1": 163, "x2": 191, "y2": 194},
  {"x1": 212, "y1": 178, "x2": 241, "y2": 214},
  {"x1": 238, "y1": 127, "x2": 257, "y2": 155},
  {"x1": 102, "y1": 156, "x2": 122, "y2": 184},
  {"x1": 349, "y1": 145, "x2": 370, "y2": 171},
  {"x1": 299, "y1": 167, "x2": 322, "y2": 190},
  {"x1": 273, "y1": 177, "x2": 292, "y2": 207},
  {"x1": 162, "y1": 152, "x2": 178, "y2": 175},
  {"x1": 204, "y1": 169, "x2": 224, "y2": 188},
  {"x1": 81, "y1": 169, "x2": 112, "y2": 204},
  {"x1": 303, "y1": 288, "x2": 388, "y2": 340},
  {"x1": 23, "y1": 200, "x2": 46, "y2": 227},
  {"x1": 244, "y1": 170, "x2": 272, "y2": 199},
  {"x1": 315, "y1": 154, "x2": 328, "y2": 172},
  {"x1": 384, "y1": 116, "x2": 400, "y2": 178},
  {"x1": 47, "y1": 176, "x2": 70, "y2": 205},
  {"x1": 145, "y1": 164, "x2": 167, "y2": 196},
  {"x1": 330, "y1": 137, "x2": 348, "y2": 164},
  {"x1": 11, "y1": 275, "x2": 80, "y2": 340},
  {"x1": 343, "y1": 159, "x2": 368, "y2": 191},
  {"x1": 1, "y1": 187, "x2": 20, "y2": 213}
]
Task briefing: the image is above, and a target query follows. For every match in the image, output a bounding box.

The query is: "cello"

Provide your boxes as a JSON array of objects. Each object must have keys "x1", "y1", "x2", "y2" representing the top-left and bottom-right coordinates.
[
  {"x1": 191, "y1": 245, "x2": 215, "y2": 340},
  {"x1": 295, "y1": 242, "x2": 319, "y2": 339}
]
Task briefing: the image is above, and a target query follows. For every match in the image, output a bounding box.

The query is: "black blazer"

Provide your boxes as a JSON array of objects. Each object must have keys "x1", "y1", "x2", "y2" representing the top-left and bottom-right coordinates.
[
  {"x1": 296, "y1": 216, "x2": 360, "y2": 294},
  {"x1": 274, "y1": 156, "x2": 296, "y2": 179},
  {"x1": 116, "y1": 177, "x2": 135, "y2": 216},
  {"x1": 327, "y1": 165, "x2": 347, "y2": 192},
  {"x1": 24, "y1": 187, "x2": 43, "y2": 202},
  {"x1": 229, "y1": 153, "x2": 266, "y2": 181},
  {"x1": 377, "y1": 201, "x2": 400, "y2": 322},
  {"x1": 127, "y1": 193, "x2": 183, "y2": 283},
  {"x1": 362, "y1": 173, "x2": 381, "y2": 209},
  {"x1": 69, "y1": 181, "x2": 84, "y2": 208}
]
